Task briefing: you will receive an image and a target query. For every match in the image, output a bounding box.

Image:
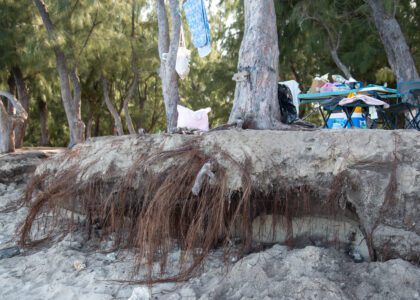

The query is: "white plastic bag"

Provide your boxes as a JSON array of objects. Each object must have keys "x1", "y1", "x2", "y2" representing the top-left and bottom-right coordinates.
[
  {"x1": 176, "y1": 25, "x2": 191, "y2": 80},
  {"x1": 177, "y1": 105, "x2": 211, "y2": 131}
]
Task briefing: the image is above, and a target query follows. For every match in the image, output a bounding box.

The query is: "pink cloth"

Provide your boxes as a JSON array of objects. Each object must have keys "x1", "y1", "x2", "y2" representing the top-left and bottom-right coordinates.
[
  {"x1": 320, "y1": 83, "x2": 335, "y2": 93},
  {"x1": 339, "y1": 94, "x2": 390, "y2": 109}
]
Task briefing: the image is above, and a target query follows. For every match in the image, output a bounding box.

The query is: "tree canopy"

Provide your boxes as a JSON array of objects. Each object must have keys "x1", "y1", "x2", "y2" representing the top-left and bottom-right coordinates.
[{"x1": 0, "y1": 0, "x2": 418, "y2": 146}]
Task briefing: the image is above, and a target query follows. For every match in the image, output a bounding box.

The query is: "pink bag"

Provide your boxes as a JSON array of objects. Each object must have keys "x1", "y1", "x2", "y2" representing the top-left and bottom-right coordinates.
[{"x1": 177, "y1": 105, "x2": 211, "y2": 131}]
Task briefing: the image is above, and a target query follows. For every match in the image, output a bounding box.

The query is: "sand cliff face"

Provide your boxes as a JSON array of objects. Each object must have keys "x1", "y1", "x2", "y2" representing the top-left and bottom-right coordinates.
[
  {"x1": 25, "y1": 130, "x2": 420, "y2": 262},
  {"x1": 1, "y1": 131, "x2": 420, "y2": 299}
]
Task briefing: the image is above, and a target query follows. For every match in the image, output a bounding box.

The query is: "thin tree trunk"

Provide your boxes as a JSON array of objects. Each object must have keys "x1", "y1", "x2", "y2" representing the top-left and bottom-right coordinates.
[
  {"x1": 330, "y1": 48, "x2": 353, "y2": 80},
  {"x1": 367, "y1": 0, "x2": 419, "y2": 83},
  {"x1": 33, "y1": 0, "x2": 85, "y2": 147},
  {"x1": 147, "y1": 78, "x2": 160, "y2": 132},
  {"x1": 120, "y1": 0, "x2": 140, "y2": 135},
  {"x1": 86, "y1": 118, "x2": 93, "y2": 139},
  {"x1": 12, "y1": 66, "x2": 30, "y2": 148},
  {"x1": 0, "y1": 91, "x2": 28, "y2": 153},
  {"x1": 101, "y1": 77, "x2": 124, "y2": 136},
  {"x1": 229, "y1": 0, "x2": 282, "y2": 129},
  {"x1": 7, "y1": 73, "x2": 16, "y2": 114},
  {"x1": 122, "y1": 71, "x2": 139, "y2": 135},
  {"x1": 86, "y1": 95, "x2": 95, "y2": 139},
  {"x1": 305, "y1": 17, "x2": 353, "y2": 80},
  {"x1": 157, "y1": 0, "x2": 181, "y2": 132},
  {"x1": 38, "y1": 98, "x2": 50, "y2": 146},
  {"x1": 94, "y1": 113, "x2": 101, "y2": 137},
  {"x1": 0, "y1": 99, "x2": 14, "y2": 153}
]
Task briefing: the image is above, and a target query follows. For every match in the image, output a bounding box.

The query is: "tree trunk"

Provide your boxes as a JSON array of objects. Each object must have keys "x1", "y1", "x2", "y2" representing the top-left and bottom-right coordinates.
[
  {"x1": 12, "y1": 66, "x2": 30, "y2": 148},
  {"x1": 157, "y1": 0, "x2": 181, "y2": 132},
  {"x1": 367, "y1": 0, "x2": 419, "y2": 83},
  {"x1": 330, "y1": 48, "x2": 353, "y2": 80},
  {"x1": 101, "y1": 77, "x2": 124, "y2": 136},
  {"x1": 38, "y1": 98, "x2": 50, "y2": 146},
  {"x1": 33, "y1": 0, "x2": 85, "y2": 147},
  {"x1": 228, "y1": 0, "x2": 282, "y2": 129},
  {"x1": 7, "y1": 73, "x2": 16, "y2": 114},
  {"x1": 0, "y1": 91, "x2": 28, "y2": 153},
  {"x1": 317, "y1": 19, "x2": 353, "y2": 80},
  {"x1": 122, "y1": 71, "x2": 139, "y2": 135},
  {"x1": 86, "y1": 118, "x2": 93, "y2": 139},
  {"x1": 0, "y1": 100, "x2": 15, "y2": 153},
  {"x1": 94, "y1": 113, "x2": 101, "y2": 137},
  {"x1": 122, "y1": 0, "x2": 140, "y2": 135}
]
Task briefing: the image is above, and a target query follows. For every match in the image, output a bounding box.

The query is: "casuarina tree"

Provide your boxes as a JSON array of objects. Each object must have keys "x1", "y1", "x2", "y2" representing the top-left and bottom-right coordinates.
[
  {"x1": 0, "y1": 91, "x2": 28, "y2": 153},
  {"x1": 33, "y1": 0, "x2": 85, "y2": 147},
  {"x1": 229, "y1": 0, "x2": 285, "y2": 129},
  {"x1": 156, "y1": 0, "x2": 181, "y2": 132},
  {"x1": 366, "y1": 0, "x2": 419, "y2": 83}
]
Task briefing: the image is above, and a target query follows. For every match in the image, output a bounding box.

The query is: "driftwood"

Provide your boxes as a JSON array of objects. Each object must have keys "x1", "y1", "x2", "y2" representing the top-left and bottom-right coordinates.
[
  {"x1": 192, "y1": 161, "x2": 216, "y2": 196},
  {"x1": 0, "y1": 91, "x2": 28, "y2": 153}
]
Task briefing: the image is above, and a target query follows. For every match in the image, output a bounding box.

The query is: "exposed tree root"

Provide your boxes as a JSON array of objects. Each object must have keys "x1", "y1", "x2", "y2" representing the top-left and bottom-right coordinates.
[{"x1": 20, "y1": 139, "x2": 347, "y2": 284}]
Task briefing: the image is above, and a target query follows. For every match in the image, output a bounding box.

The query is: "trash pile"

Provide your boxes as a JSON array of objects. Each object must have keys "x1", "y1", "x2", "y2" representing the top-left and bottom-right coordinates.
[
  {"x1": 308, "y1": 73, "x2": 362, "y2": 94},
  {"x1": 301, "y1": 73, "x2": 398, "y2": 129}
]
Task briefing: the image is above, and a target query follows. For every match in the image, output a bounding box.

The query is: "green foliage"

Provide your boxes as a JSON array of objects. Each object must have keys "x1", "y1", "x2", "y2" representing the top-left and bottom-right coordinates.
[
  {"x1": 375, "y1": 67, "x2": 396, "y2": 85},
  {"x1": 0, "y1": 0, "x2": 419, "y2": 146}
]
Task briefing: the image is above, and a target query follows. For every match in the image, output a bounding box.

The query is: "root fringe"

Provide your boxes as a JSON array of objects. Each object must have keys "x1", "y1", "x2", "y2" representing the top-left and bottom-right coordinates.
[{"x1": 20, "y1": 139, "x2": 344, "y2": 284}]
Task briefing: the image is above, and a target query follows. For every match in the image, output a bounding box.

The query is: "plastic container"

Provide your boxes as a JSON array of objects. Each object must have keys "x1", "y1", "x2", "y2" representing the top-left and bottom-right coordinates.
[{"x1": 327, "y1": 112, "x2": 367, "y2": 129}]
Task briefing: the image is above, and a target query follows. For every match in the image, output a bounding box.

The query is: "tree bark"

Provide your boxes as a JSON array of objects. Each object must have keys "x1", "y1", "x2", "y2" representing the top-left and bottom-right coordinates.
[
  {"x1": 122, "y1": 0, "x2": 140, "y2": 135},
  {"x1": 101, "y1": 77, "x2": 124, "y2": 136},
  {"x1": 0, "y1": 91, "x2": 28, "y2": 153},
  {"x1": 86, "y1": 118, "x2": 93, "y2": 139},
  {"x1": 366, "y1": 0, "x2": 419, "y2": 82},
  {"x1": 0, "y1": 100, "x2": 14, "y2": 154},
  {"x1": 330, "y1": 48, "x2": 353, "y2": 80},
  {"x1": 228, "y1": 0, "x2": 282, "y2": 129},
  {"x1": 7, "y1": 73, "x2": 16, "y2": 114},
  {"x1": 37, "y1": 98, "x2": 50, "y2": 146},
  {"x1": 122, "y1": 71, "x2": 139, "y2": 135},
  {"x1": 94, "y1": 113, "x2": 101, "y2": 137},
  {"x1": 157, "y1": 0, "x2": 181, "y2": 132},
  {"x1": 12, "y1": 66, "x2": 30, "y2": 148},
  {"x1": 33, "y1": 0, "x2": 85, "y2": 147},
  {"x1": 301, "y1": 15, "x2": 353, "y2": 80}
]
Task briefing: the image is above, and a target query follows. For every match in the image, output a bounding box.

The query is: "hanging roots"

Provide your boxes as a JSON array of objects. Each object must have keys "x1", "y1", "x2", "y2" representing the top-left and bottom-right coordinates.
[{"x1": 19, "y1": 139, "x2": 343, "y2": 284}]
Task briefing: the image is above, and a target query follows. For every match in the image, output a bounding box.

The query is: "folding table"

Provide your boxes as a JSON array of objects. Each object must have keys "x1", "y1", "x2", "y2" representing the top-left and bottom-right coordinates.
[{"x1": 298, "y1": 85, "x2": 400, "y2": 128}]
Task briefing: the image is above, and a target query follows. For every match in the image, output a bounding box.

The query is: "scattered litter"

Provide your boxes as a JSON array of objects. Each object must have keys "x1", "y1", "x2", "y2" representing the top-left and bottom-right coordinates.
[
  {"x1": 349, "y1": 250, "x2": 364, "y2": 263},
  {"x1": 73, "y1": 260, "x2": 87, "y2": 271},
  {"x1": 0, "y1": 246, "x2": 20, "y2": 260},
  {"x1": 105, "y1": 252, "x2": 117, "y2": 261},
  {"x1": 177, "y1": 105, "x2": 211, "y2": 131},
  {"x1": 175, "y1": 25, "x2": 191, "y2": 80}
]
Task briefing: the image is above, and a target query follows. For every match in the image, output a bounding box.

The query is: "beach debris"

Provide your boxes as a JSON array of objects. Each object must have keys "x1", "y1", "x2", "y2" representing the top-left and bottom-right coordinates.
[
  {"x1": 105, "y1": 252, "x2": 117, "y2": 261},
  {"x1": 0, "y1": 246, "x2": 20, "y2": 260},
  {"x1": 192, "y1": 161, "x2": 216, "y2": 196},
  {"x1": 349, "y1": 249, "x2": 364, "y2": 263},
  {"x1": 73, "y1": 260, "x2": 87, "y2": 271}
]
